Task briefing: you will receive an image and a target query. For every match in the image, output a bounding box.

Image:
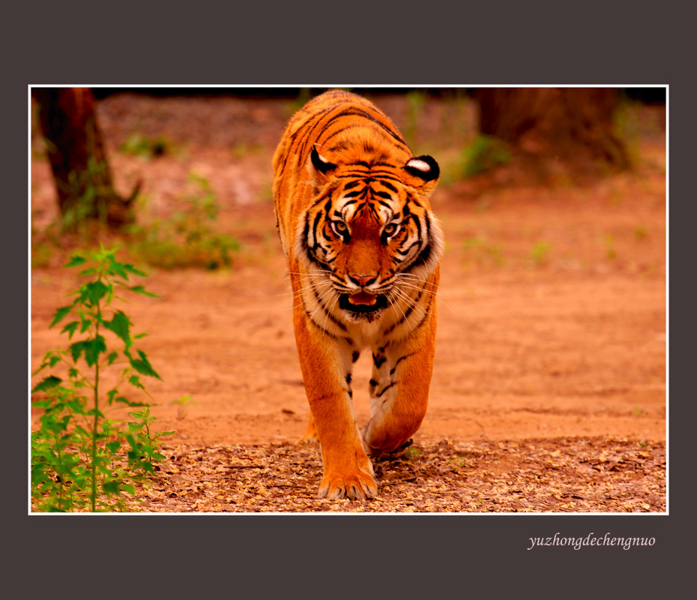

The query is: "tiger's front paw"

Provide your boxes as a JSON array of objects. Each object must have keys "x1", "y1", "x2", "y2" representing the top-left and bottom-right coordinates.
[{"x1": 318, "y1": 464, "x2": 378, "y2": 500}]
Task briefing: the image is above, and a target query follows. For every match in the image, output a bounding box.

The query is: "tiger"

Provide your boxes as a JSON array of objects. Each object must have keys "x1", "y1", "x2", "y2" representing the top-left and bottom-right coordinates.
[{"x1": 272, "y1": 90, "x2": 444, "y2": 500}]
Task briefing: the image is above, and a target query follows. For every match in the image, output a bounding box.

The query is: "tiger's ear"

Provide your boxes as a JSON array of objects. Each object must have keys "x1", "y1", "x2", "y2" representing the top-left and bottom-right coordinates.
[
  {"x1": 310, "y1": 146, "x2": 337, "y2": 176},
  {"x1": 404, "y1": 155, "x2": 440, "y2": 187}
]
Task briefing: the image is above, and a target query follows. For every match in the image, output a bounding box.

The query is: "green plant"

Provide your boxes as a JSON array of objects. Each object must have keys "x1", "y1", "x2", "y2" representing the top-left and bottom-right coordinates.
[
  {"x1": 531, "y1": 241, "x2": 551, "y2": 267},
  {"x1": 31, "y1": 207, "x2": 64, "y2": 269},
  {"x1": 119, "y1": 133, "x2": 170, "y2": 159},
  {"x1": 171, "y1": 395, "x2": 196, "y2": 420},
  {"x1": 404, "y1": 90, "x2": 427, "y2": 150},
  {"x1": 60, "y1": 158, "x2": 111, "y2": 233},
  {"x1": 231, "y1": 142, "x2": 264, "y2": 160},
  {"x1": 31, "y1": 246, "x2": 172, "y2": 512},
  {"x1": 634, "y1": 227, "x2": 649, "y2": 242},
  {"x1": 129, "y1": 173, "x2": 240, "y2": 269},
  {"x1": 462, "y1": 135, "x2": 512, "y2": 178},
  {"x1": 448, "y1": 456, "x2": 473, "y2": 472},
  {"x1": 404, "y1": 447, "x2": 423, "y2": 461},
  {"x1": 462, "y1": 236, "x2": 505, "y2": 267},
  {"x1": 284, "y1": 88, "x2": 312, "y2": 118},
  {"x1": 604, "y1": 234, "x2": 617, "y2": 260}
]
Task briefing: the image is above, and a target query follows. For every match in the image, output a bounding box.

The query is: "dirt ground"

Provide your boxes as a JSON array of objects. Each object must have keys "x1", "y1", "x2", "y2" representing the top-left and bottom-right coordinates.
[{"x1": 30, "y1": 91, "x2": 666, "y2": 512}]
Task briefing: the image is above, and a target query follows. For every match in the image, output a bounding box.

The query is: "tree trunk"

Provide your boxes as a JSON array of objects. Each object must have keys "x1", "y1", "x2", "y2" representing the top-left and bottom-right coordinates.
[
  {"x1": 476, "y1": 88, "x2": 630, "y2": 180},
  {"x1": 33, "y1": 88, "x2": 140, "y2": 229}
]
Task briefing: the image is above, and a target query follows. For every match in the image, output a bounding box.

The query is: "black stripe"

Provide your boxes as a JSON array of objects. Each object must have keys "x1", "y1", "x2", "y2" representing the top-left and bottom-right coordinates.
[
  {"x1": 311, "y1": 211, "x2": 323, "y2": 248},
  {"x1": 396, "y1": 240, "x2": 420, "y2": 257},
  {"x1": 378, "y1": 180, "x2": 399, "y2": 193},
  {"x1": 298, "y1": 104, "x2": 350, "y2": 159},
  {"x1": 280, "y1": 108, "x2": 333, "y2": 177},
  {"x1": 377, "y1": 382, "x2": 396, "y2": 397},
  {"x1": 304, "y1": 310, "x2": 338, "y2": 339},
  {"x1": 411, "y1": 292, "x2": 435, "y2": 332},
  {"x1": 308, "y1": 183, "x2": 340, "y2": 209},
  {"x1": 409, "y1": 212, "x2": 423, "y2": 241},
  {"x1": 317, "y1": 107, "x2": 409, "y2": 150},
  {"x1": 373, "y1": 354, "x2": 386, "y2": 368},
  {"x1": 406, "y1": 192, "x2": 423, "y2": 208},
  {"x1": 404, "y1": 214, "x2": 432, "y2": 270},
  {"x1": 407, "y1": 243, "x2": 432, "y2": 270},
  {"x1": 376, "y1": 200, "x2": 393, "y2": 213},
  {"x1": 322, "y1": 123, "x2": 364, "y2": 145},
  {"x1": 312, "y1": 287, "x2": 347, "y2": 332},
  {"x1": 301, "y1": 215, "x2": 325, "y2": 268},
  {"x1": 384, "y1": 284, "x2": 425, "y2": 335}
]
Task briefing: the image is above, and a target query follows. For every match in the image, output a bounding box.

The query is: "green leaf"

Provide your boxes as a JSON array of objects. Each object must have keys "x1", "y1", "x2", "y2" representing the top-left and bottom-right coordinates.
[
  {"x1": 102, "y1": 481, "x2": 120, "y2": 495},
  {"x1": 34, "y1": 353, "x2": 62, "y2": 376},
  {"x1": 50, "y1": 305, "x2": 74, "y2": 328},
  {"x1": 83, "y1": 336, "x2": 107, "y2": 366},
  {"x1": 64, "y1": 255, "x2": 87, "y2": 268},
  {"x1": 106, "y1": 351, "x2": 118, "y2": 365},
  {"x1": 102, "y1": 310, "x2": 131, "y2": 346},
  {"x1": 79, "y1": 268, "x2": 97, "y2": 277},
  {"x1": 80, "y1": 314, "x2": 92, "y2": 333},
  {"x1": 128, "y1": 375, "x2": 145, "y2": 391},
  {"x1": 114, "y1": 397, "x2": 148, "y2": 407},
  {"x1": 128, "y1": 350, "x2": 161, "y2": 379},
  {"x1": 106, "y1": 441, "x2": 121, "y2": 453},
  {"x1": 123, "y1": 263, "x2": 147, "y2": 277},
  {"x1": 106, "y1": 261, "x2": 129, "y2": 280},
  {"x1": 127, "y1": 285, "x2": 159, "y2": 298},
  {"x1": 82, "y1": 280, "x2": 109, "y2": 306},
  {"x1": 69, "y1": 341, "x2": 86, "y2": 363},
  {"x1": 61, "y1": 321, "x2": 80, "y2": 339},
  {"x1": 31, "y1": 376, "x2": 62, "y2": 394}
]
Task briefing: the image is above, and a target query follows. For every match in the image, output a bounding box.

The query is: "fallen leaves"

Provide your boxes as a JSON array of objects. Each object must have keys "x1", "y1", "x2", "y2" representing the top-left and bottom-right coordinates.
[{"x1": 121, "y1": 436, "x2": 666, "y2": 513}]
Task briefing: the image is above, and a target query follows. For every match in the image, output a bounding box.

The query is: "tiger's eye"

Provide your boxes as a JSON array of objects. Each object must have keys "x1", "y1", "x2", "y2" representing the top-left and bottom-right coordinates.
[
  {"x1": 383, "y1": 223, "x2": 398, "y2": 236},
  {"x1": 334, "y1": 221, "x2": 348, "y2": 233}
]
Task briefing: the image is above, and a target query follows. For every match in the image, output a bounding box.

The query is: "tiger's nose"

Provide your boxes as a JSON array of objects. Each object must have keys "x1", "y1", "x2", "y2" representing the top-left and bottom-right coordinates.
[{"x1": 349, "y1": 274, "x2": 377, "y2": 287}]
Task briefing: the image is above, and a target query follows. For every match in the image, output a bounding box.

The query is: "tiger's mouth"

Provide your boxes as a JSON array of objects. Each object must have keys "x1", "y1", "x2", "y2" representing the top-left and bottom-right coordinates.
[{"x1": 339, "y1": 292, "x2": 388, "y2": 314}]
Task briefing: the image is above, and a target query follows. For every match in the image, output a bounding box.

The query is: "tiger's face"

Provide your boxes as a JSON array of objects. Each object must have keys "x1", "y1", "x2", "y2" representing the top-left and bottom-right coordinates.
[{"x1": 296, "y1": 146, "x2": 444, "y2": 322}]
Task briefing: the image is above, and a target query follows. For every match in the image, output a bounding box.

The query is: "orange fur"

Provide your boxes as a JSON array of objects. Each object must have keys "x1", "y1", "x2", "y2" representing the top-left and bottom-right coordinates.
[{"x1": 272, "y1": 90, "x2": 443, "y2": 499}]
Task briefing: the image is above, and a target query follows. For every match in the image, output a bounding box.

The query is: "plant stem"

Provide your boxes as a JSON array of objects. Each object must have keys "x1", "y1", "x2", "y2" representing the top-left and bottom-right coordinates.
[{"x1": 90, "y1": 291, "x2": 102, "y2": 512}]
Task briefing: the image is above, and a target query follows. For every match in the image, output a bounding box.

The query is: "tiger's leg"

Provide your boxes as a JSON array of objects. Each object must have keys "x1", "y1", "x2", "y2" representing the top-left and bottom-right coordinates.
[
  {"x1": 363, "y1": 308, "x2": 437, "y2": 457},
  {"x1": 293, "y1": 309, "x2": 377, "y2": 500}
]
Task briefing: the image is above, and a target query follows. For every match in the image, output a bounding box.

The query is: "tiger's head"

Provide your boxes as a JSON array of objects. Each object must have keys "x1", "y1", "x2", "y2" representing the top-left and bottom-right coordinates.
[{"x1": 295, "y1": 143, "x2": 444, "y2": 322}]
